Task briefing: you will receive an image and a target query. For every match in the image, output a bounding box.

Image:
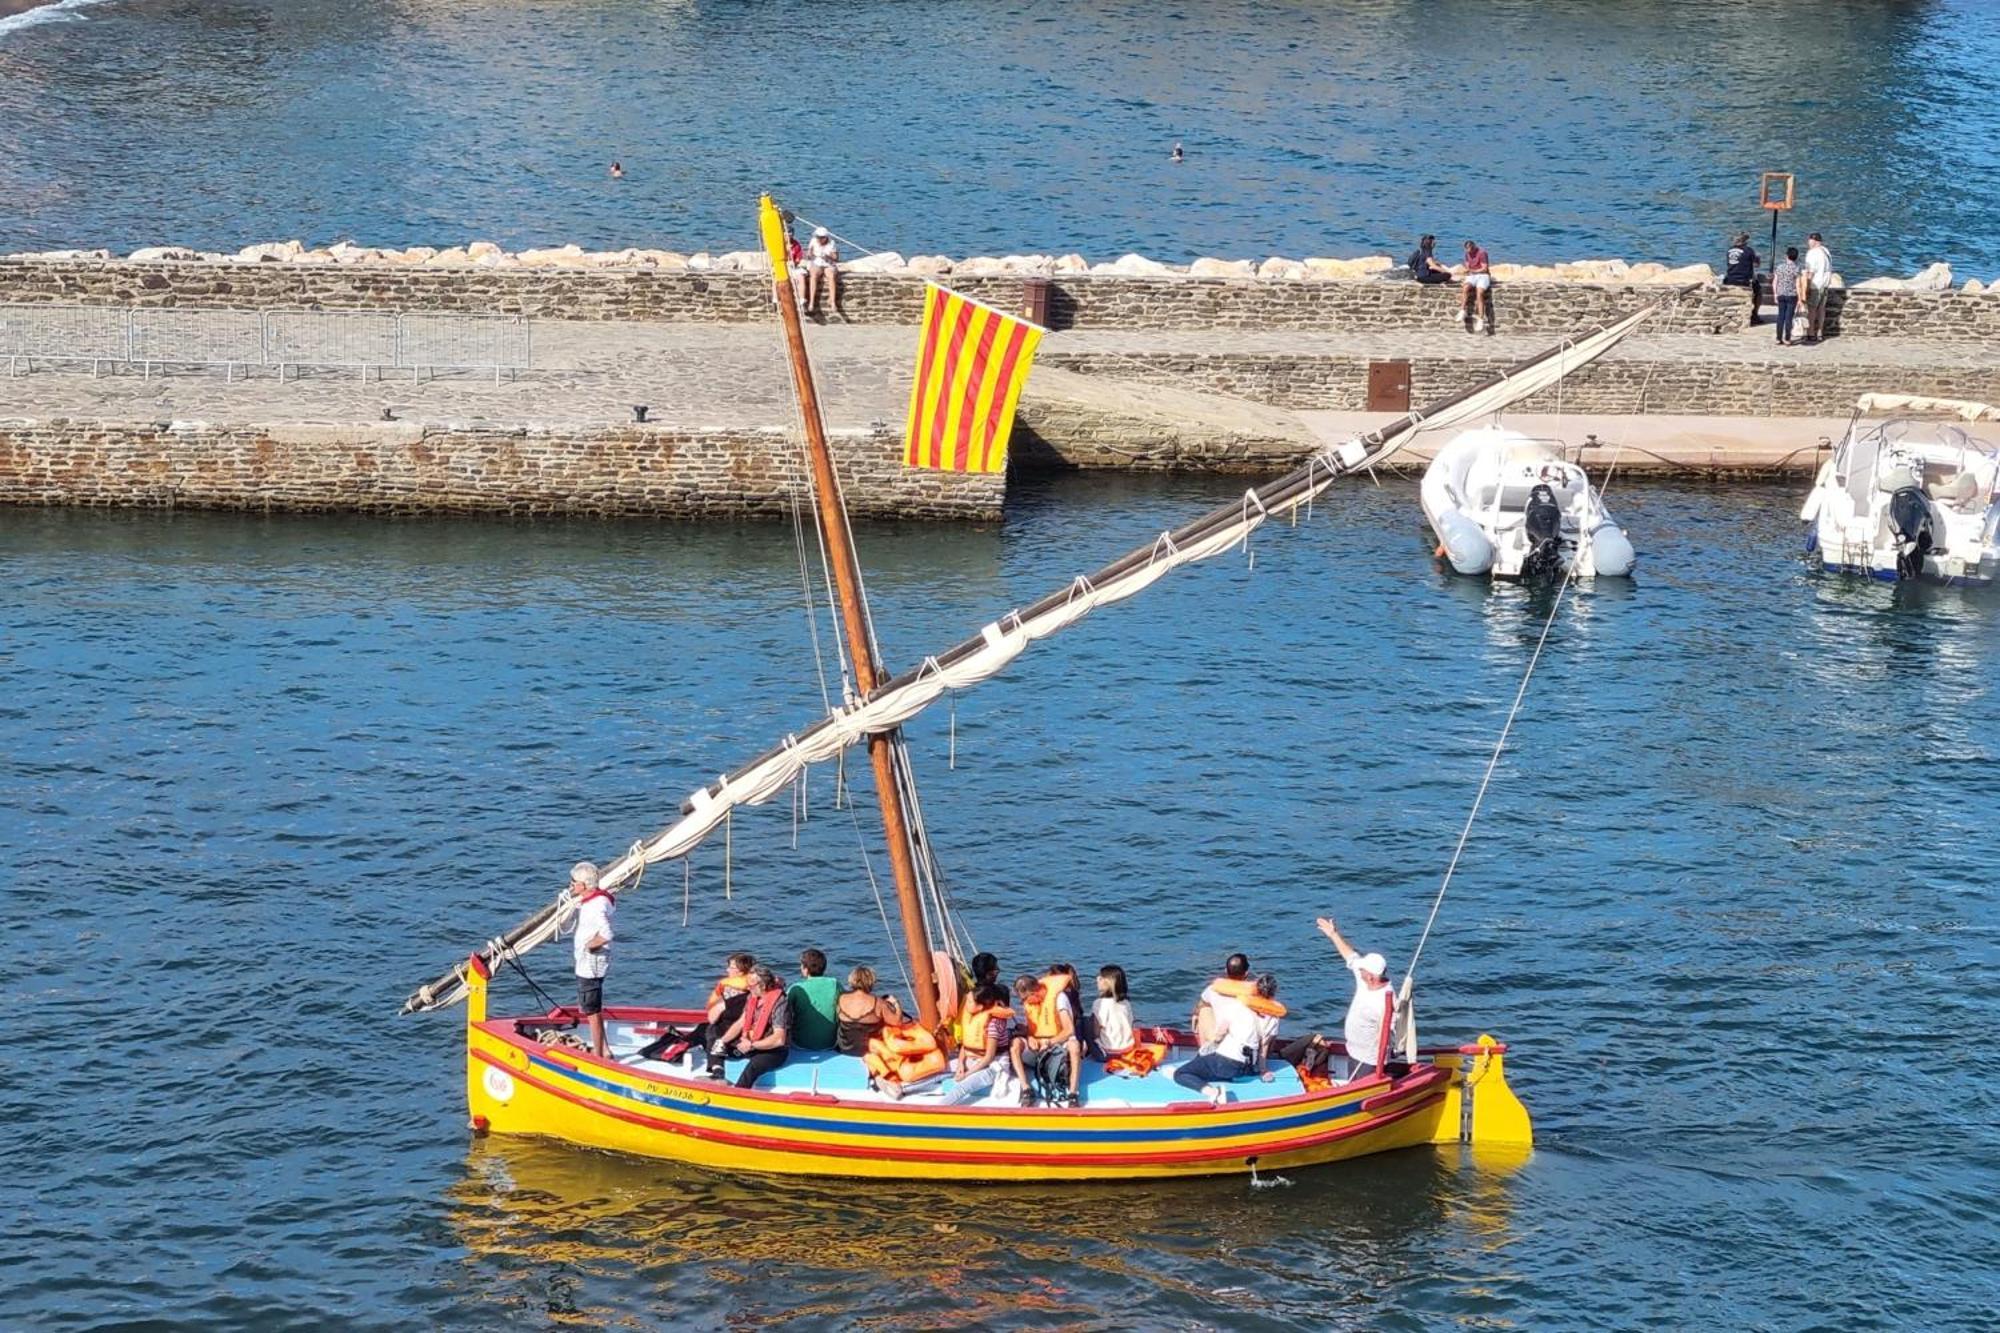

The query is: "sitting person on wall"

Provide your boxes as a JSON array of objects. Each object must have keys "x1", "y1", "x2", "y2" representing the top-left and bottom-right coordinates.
[
  {"x1": 1723, "y1": 232, "x2": 1760, "y2": 325},
  {"x1": 805, "y1": 226, "x2": 842, "y2": 319},
  {"x1": 786, "y1": 947, "x2": 841, "y2": 1052},
  {"x1": 705, "y1": 965, "x2": 791, "y2": 1088},
  {"x1": 1408, "y1": 234, "x2": 1453, "y2": 284},
  {"x1": 1459, "y1": 239, "x2": 1494, "y2": 334}
]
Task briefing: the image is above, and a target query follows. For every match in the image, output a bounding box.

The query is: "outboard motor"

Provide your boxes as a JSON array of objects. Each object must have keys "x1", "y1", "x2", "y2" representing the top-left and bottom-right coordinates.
[
  {"x1": 1887, "y1": 485, "x2": 1939, "y2": 580},
  {"x1": 1521, "y1": 483, "x2": 1565, "y2": 580}
]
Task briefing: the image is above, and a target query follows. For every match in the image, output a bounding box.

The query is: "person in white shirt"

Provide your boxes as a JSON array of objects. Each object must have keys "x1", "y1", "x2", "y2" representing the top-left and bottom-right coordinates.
[
  {"x1": 805, "y1": 226, "x2": 841, "y2": 318},
  {"x1": 1803, "y1": 232, "x2": 1834, "y2": 344},
  {"x1": 569, "y1": 861, "x2": 615, "y2": 1058},
  {"x1": 1172, "y1": 974, "x2": 1281, "y2": 1104},
  {"x1": 1316, "y1": 916, "x2": 1395, "y2": 1081}
]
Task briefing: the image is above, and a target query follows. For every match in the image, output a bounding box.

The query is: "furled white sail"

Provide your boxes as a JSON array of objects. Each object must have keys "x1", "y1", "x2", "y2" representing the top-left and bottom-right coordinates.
[{"x1": 403, "y1": 296, "x2": 1671, "y2": 1014}]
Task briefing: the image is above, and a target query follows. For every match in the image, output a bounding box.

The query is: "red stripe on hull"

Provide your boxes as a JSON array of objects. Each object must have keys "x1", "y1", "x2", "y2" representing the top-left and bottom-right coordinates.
[{"x1": 473, "y1": 1046, "x2": 1445, "y2": 1170}]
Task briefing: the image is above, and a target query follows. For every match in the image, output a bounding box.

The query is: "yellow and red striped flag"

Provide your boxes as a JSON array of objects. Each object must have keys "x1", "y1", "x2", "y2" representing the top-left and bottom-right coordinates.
[{"x1": 903, "y1": 284, "x2": 1044, "y2": 473}]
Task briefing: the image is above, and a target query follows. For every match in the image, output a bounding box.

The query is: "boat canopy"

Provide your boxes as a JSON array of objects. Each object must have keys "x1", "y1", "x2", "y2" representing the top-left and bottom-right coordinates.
[{"x1": 401, "y1": 295, "x2": 1676, "y2": 1015}]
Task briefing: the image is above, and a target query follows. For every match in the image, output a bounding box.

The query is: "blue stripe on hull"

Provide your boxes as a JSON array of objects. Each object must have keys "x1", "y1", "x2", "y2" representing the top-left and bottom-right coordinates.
[{"x1": 530, "y1": 1053, "x2": 1365, "y2": 1144}]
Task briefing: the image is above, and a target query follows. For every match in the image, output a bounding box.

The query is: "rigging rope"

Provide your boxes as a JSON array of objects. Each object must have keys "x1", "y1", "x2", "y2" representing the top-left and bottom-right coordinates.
[{"x1": 1404, "y1": 294, "x2": 1676, "y2": 987}]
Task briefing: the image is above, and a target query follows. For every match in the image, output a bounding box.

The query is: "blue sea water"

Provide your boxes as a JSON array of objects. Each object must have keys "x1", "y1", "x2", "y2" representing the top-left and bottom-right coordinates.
[
  {"x1": 2, "y1": 476, "x2": 1997, "y2": 1328},
  {"x1": 2, "y1": 0, "x2": 1999, "y2": 275}
]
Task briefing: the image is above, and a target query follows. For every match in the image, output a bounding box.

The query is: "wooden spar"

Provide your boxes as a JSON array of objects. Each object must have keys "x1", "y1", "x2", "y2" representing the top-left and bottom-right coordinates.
[{"x1": 758, "y1": 196, "x2": 943, "y2": 1032}]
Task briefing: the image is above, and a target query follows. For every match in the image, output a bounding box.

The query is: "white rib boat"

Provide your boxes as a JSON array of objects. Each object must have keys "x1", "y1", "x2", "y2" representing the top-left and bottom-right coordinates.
[
  {"x1": 1801, "y1": 394, "x2": 2000, "y2": 587},
  {"x1": 1421, "y1": 426, "x2": 1636, "y2": 580}
]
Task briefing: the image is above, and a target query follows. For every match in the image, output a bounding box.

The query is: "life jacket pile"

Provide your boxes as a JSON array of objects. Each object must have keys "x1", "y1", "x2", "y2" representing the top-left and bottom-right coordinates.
[
  {"x1": 1102, "y1": 1041, "x2": 1171, "y2": 1078},
  {"x1": 864, "y1": 1022, "x2": 947, "y2": 1087}
]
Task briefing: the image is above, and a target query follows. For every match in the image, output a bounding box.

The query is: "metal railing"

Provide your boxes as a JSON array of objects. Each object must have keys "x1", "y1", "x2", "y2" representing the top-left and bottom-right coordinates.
[{"x1": 0, "y1": 304, "x2": 532, "y2": 381}]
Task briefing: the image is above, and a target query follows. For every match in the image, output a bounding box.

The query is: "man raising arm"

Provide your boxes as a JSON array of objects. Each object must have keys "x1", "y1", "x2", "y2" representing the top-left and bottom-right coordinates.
[{"x1": 1315, "y1": 916, "x2": 1395, "y2": 1081}]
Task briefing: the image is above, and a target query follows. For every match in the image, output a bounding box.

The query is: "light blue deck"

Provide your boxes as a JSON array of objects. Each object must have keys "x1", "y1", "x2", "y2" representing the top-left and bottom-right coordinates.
[{"x1": 605, "y1": 1025, "x2": 1309, "y2": 1107}]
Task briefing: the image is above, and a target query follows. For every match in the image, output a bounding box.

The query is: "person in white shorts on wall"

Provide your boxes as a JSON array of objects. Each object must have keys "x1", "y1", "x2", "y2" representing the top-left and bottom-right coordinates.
[
  {"x1": 1459, "y1": 239, "x2": 1494, "y2": 334},
  {"x1": 569, "y1": 860, "x2": 615, "y2": 1058},
  {"x1": 1315, "y1": 915, "x2": 1395, "y2": 1081},
  {"x1": 805, "y1": 226, "x2": 842, "y2": 319}
]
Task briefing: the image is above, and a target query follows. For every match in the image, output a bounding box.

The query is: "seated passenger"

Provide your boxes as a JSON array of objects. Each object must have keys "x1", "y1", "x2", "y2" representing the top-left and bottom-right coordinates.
[
  {"x1": 943, "y1": 982, "x2": 1016, "y2": 1105},
  {"x1": 834, "y1": 965, "x2": 904, "y2": 1056},
  {"x1": 786, "y1": 947, "x2": 841, "y2": 1052},
  {"x1": 1191, "y1": 952, "x2": 1252, "y2": 1051},
  {"x1": 705, "y1": 965, "x2": 791, "y2": 1089},
  {"x1": 1092, "y1": 964, "x2": 1133, "y2": 1060},
  {"x1": 637, "y1": 950, "x2": 753, "y2": 1062},
  {"x1": 956, "y1": 951, "x2": 1002, "y2": 1045},
  {"x1": 1009, "y1": 968, "x2": 1085, "y2": 1108},
  {"x1": 1173, "y1": 973, "x2": 1284, "y2": 1105}
]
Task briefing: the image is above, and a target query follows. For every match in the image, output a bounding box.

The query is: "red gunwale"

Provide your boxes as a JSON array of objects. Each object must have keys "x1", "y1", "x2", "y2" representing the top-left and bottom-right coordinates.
[
  {"x1": 479, "y1": 1014, "x2": 1407, "y2": 1118},
  {"x1": 471, "y1": 1045, "x2": 1447, "y2": 1168}
]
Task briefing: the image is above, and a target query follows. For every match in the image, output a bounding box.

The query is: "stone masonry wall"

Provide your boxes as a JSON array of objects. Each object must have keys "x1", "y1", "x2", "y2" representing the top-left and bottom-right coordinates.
[
  {"x1": 0, "y1": 419, "x2": 1001, "y2": 520},
  {"x1": 3, "y1": 255, "x2": 1942, "y2": 336},
  {"x1": 1040, "y1": 350, "x2": 2000, "y2": 418}
]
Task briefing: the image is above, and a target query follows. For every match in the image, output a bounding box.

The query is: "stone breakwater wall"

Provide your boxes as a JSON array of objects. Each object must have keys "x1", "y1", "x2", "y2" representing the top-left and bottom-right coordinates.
[
  {"x1": 5, "y1": 254, "x2": 1997, "y2": 339},
  {"x1": 0, "y1": 419, "x2": 1001, "y2": 520},
  {"x1": 1041, "y1": 349, "x2": 2000, "y2": 419}
]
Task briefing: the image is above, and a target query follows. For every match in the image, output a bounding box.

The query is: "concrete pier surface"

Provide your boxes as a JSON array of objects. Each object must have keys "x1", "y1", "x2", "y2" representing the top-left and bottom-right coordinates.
[{"x1": 2, "y1": 295, "x2": 1989, "y2": 517}]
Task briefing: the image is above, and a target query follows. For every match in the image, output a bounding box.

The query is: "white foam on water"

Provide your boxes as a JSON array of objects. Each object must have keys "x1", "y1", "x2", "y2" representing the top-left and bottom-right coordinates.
[{"x1": 0, "y1": 0, "x2": 117, "y2": 38}]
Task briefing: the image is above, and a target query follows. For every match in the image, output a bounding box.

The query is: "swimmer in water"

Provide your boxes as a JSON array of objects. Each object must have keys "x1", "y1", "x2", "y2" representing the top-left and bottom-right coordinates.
[
  {"x1": 1171, "y1": 141, "x2": 1184, "y2": 163},
  {"x1": 609, "y1": 161, "x2": 624, "y2": 179}
]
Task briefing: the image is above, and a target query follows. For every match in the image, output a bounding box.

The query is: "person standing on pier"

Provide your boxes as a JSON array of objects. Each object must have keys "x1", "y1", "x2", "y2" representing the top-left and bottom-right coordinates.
[
  {"x1": 569, "y1": 861, "x2": 615, "y2": 1058},
  {"x1": 1802, "y1": 232, "x2": 1834, "y2": 344},
  {"x1": 1771, "y1": 246, "x2": 1804, "y2": 346}
]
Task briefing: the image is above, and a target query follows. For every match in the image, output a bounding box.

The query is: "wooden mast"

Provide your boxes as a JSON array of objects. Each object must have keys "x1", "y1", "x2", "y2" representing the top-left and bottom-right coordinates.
[{"x1": 758, "y1": 196, "x2": 943, "y2": 1032}]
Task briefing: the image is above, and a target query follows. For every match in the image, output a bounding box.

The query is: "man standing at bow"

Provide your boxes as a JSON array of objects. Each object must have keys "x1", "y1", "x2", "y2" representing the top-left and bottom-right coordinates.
[
  {"x1": 570, "y1": 861, "x2": 615, "y2": 1058},
  {"x1": 1316, "y1": 916, "x2": 1395, "y2": 1081}
]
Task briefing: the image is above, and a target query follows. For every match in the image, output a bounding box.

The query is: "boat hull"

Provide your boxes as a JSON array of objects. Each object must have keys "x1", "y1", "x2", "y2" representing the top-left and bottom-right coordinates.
[{"x1": 465, "y1": 1007, "x2": 1479, "y2": 1183}]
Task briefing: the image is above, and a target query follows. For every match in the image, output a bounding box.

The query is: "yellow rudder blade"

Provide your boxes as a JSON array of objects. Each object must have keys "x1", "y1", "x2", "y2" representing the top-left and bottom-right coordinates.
[{"x1": 1464, "y1": 1034, "x2": 1533, "y2": 1149}]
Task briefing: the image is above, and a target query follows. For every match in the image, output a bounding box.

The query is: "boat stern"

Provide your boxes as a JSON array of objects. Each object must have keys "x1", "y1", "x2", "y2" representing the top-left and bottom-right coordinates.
[{"x1": 1428, "y1": 1035, "x2": 1532, "y2": 1150}]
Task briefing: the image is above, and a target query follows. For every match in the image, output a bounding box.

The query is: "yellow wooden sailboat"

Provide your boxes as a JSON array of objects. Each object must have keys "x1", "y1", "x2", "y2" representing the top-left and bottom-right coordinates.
[{"x1": 405, "y1": 197, "x2": 1675, "y2": 1182}]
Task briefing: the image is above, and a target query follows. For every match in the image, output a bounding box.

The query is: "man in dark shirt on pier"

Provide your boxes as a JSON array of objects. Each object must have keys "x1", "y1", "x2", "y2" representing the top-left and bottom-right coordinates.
[{"x1": 1408, "y1": 234, "x2": 1453, "y2": 284}]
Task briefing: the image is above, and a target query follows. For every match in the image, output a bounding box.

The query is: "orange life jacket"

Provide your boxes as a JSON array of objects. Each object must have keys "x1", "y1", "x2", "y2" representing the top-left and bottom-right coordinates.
[
  {"x1": 958, "y1": 1003, "x2": 1015, "y2": 1055},
  {"x1": 1207, "y1": 975, "x2": 1287, "y2": 1018},
  {"x1": 706, "y1": 972, "x2": 751, "y2": 1011},
  {"x1": 1103, "y1": 1041, "x2": 1171, "y2": 1078},
  {"x1": 864, "y1": 1022, "x2": 945, "y2": 1085},
  {"x1": 739, "y1": 988, "x2": 782, "y2": 1043},
  {"x1": 1025, "y1": 973, "x2": 1074, "y2": 1041}
]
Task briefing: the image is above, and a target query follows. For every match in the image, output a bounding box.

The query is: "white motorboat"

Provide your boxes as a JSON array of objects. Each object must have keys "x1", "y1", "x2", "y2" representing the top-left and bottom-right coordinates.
[
  {"x1": 1801, "y1": 394, "x2": 2000, "y2": 587},
  {"x1": 1421, "y1": 425, "x2": 1636, "y2": 580}
]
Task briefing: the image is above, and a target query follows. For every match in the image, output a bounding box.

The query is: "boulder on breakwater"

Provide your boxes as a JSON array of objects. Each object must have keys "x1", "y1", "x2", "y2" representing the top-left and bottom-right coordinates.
[{"x1": 2, "y1": 241, "x2": 1987, "y2": 294}]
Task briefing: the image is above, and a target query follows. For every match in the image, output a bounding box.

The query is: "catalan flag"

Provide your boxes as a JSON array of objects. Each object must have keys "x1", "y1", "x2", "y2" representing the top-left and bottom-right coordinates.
[{"x1": 903, "y1": 284, "x2": 1044, "y2": 473}]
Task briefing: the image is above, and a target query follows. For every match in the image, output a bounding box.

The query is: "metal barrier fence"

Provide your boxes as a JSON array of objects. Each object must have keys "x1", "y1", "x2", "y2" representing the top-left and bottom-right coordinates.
[{"x1": 0, "y1": 304, "x2": 532, "y2": 381}]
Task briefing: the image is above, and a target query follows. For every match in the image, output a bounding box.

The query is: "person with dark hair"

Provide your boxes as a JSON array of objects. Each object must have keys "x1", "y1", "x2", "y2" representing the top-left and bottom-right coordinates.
[
  {"x1": 1009, "y1": 968, "x2": 1085, "y2": 1107},
  {"x1": 1173, "y1": 973, "x2": 1282, "y2": 1104},
  {"x1": 638, "y1": 950, "x2": 755, "y2": 1063},
  {"x1": 1408, "y1": 234, "x2": 1452, "y2": 284},
  {"x1": 1092, "y1": 964, "x2": 1133, "y2": 1060},
  {"x1": 944, "y1": 981, "x2": 1017, "y2": 1104},
  {"x1": 1771, "y1": 246, "x2": 1804, "y2": 346},
  {"x1": 835, "y1": 964, "x2": 903, "y2": 1056},
  {"x1": 1191, "y1": 952, "x2": 1253, "y2": 1051},
  {"x1": 1723, "y1": 231, "x2": 1760, "y2": 325},
  {"x1": 787, "y1": 947, "x2": 840, "y2": 1051},
  {"x1": 706, "y1": 965, "x2": 791, "y2": 1088}
]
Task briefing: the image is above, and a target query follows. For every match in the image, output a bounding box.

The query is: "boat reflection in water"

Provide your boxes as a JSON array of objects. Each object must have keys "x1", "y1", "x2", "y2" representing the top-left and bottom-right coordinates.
[{"x1": 446, "y1": 1136, "x2": 1528, "y2": 1325}]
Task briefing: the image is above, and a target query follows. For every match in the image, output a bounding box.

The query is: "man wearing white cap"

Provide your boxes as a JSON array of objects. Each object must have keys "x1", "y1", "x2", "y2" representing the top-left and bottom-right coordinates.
[
  {"x1": 804, "y1": 226, "x2": 841, "y2": 318},
  {"x1": 1316, "y1": 916, "x2": 1394, "y2": 1082},
  {"x1": 570, "y1": 861, "x2": 615, "y2": 1058}
]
